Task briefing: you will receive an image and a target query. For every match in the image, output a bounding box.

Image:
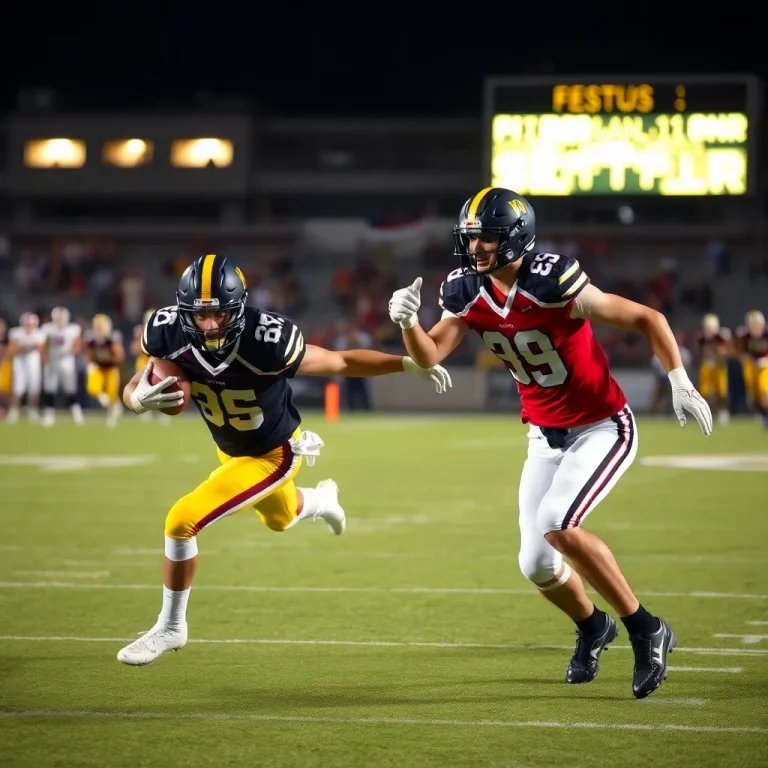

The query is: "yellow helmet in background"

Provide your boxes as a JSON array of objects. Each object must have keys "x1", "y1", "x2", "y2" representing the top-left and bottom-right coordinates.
[{"x1": 92, "y1": 314, "x2": 112, "y2": 337}]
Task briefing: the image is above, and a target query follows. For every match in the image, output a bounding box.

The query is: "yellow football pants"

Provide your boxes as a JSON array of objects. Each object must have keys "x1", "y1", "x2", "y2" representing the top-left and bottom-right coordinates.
[
  {"x1": 0, "y1": 359, "x2": 11, "y2": 395},
  {"x1": 698, "y1": 363, "x2": 727, "y2": 401},
  {"x1": 165, "y1": 430, "x2": 303, "y2": 539},
  {"x1": 757, "y1": 366, "x2": 768, "y2": 406},
  {"x1": 742, "y1": 360, "x2": 757, "y2": 401},
  {"x1": 87, "y1": 365, "x2": 121, "y2": 404}
]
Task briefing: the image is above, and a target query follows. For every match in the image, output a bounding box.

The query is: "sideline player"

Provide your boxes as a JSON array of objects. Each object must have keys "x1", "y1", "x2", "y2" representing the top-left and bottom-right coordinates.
[
  {"x1": 5, "y1": 313, "x2": 44, "y2": 424},
  {"x1": 0, "y1": 318, "x2": 10, "y2": 416},
  {"x1": 736, "y1": 310, "x2": 768, "y2": 427},
  {"x1": 388, "y1": 187, "x2": 712, "y2": 699},
  {"x1": 40, "y1": 306, "x2": 84, "y2": 426},
  {"x1": 117, "y1": 254, "x2": 451, "y2": 666},
  {"x1": 697, "y1": 313, "x2": 731, "y2": 425},
  {"x1": 83, "y1": 314, "x2": 125, "y2": 428}
]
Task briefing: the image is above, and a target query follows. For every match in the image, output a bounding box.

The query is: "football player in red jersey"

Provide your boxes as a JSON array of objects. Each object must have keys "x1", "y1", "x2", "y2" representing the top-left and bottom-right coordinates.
[
  {"x1": 696, "y1": 313, "x2": 732, "y2": 425},
  {"x1": 389, "y1": 187, "x2": 713, "y2": 700},
  {"x1": 736, "y1": 310, "x2": 768, "y2": 427}
]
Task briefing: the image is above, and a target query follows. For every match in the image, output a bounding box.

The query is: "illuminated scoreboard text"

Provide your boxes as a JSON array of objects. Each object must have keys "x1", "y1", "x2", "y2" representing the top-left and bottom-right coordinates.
[{"x1": 486, "y1": 78, "x2": 758, "y2": 196}]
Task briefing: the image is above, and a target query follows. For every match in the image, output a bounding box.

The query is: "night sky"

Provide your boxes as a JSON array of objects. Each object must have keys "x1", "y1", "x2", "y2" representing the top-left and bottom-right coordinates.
[{"x1": 3, "y1": 6, "x2": 764, "y2": 117}]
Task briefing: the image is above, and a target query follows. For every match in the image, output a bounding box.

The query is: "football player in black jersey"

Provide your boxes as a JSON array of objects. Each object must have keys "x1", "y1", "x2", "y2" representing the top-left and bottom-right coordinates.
[{"x1": 117, "y1": 254, "x2": 451, "y2": 666}]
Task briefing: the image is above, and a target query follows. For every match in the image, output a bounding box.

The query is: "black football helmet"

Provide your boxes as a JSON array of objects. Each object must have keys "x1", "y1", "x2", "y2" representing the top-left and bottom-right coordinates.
[
  {"x1": 176, "y1": 254, "x2": 248, "y2": 355},
  {"x1": 453, "y1": 187, "x2": 536, "y2": 274}
]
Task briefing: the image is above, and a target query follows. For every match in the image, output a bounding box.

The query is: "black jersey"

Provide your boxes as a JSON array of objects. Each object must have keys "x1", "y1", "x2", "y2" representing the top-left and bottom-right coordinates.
[{"x1": 142, "y1": 305, "x2": 306, "y2": 457}]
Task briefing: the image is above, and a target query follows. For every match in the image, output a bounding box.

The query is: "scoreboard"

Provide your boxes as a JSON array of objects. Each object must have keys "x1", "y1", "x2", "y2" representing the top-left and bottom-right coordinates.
[{"x1": 485, "y1": 75, "x2": 762, "y2": 196}]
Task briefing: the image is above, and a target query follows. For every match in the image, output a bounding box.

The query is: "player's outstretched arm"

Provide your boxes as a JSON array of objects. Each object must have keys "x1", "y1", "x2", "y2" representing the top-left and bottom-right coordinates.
[
  {"x1": 298, "y1": 345, "x2": 451, "y2": 393},
  {"x1": 572, "y1": 283, "x2": 713, "y2": 435},
  {"x1": 388, "y1": 276, "x2": 467, "y2": 368},
  {"x1": 571, "y1": 284, "x2": 683, "y2": 370}
]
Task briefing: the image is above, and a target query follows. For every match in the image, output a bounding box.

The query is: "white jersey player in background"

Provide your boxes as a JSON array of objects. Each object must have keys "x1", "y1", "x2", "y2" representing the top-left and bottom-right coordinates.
[
  {"x1": 5, "y1": 313, "x2": 45, "y2": 423},
  {"x1": 41, "y1": 306, "x2": 84, "y2": 427}
]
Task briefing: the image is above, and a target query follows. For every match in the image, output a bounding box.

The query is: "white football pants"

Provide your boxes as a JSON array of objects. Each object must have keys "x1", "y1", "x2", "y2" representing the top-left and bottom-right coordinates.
[
  {"x1": 518, "y1": 406, "x2": 637, "y2": 585},
  {"x1": 12, "y1": 354, "x2": 42, "y2": 398},
  {"x1": 44, "y1": 356, "x2": 78, "y2": 395}
]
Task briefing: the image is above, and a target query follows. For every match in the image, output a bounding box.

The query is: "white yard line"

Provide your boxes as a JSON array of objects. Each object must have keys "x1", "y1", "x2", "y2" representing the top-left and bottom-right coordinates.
[
  {"x1": 0, "y1": 635, "x2": 763, "y2": 658},
  {"x1": 13, "y1": 571, "x2": 110, "y2": 579},
  {"x1": 667, "y1": 666, "x2": 742, "y2": 673},
  {"x1": 0, "y1": 710, "x2": 762, "y2": 733},
  {"x1": 712, "y1": 634, "x2": 768, "y2": 645},
  {"x1": 0, "y1": 581, "x2": 765, "y2": 600}
]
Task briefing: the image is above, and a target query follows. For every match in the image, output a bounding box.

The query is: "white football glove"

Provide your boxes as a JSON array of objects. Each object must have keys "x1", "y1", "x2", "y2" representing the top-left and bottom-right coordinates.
[
  {"x1": 289, "y1": 430, "x2": 325, "y2": 467},
  {"x1": 669, "y1": 367, "x2": 713, "y2": 436},
  {"x1": 403, "y1": 356, "x2": 452, "y2": 394},
  {"x1": 389, "y1": 277, "x2": 422, "y2": 329},
  {"x1": 128, "y1": 362, "x2": 184, "y2": 414}
]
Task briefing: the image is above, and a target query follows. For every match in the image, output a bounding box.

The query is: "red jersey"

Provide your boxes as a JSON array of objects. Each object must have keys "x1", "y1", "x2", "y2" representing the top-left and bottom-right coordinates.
[
  {"x1": 83, "y1": 330, "x2": 122, "y2": 368},
  {"x1": 440, "y1": 252, "x2": 626, "y2": 429},
  {"x1": 736, "y1": 326, "x2": 768, "y2": 365},
  {"x1": 697, "y1": 330, "x2": 730, "y2": 365}
]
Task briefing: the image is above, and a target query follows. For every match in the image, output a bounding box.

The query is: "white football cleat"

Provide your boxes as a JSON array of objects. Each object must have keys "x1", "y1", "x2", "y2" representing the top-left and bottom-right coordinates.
[
  {"x1": 312, "y1": 479, "x2": 346, "y2": 535},
  {"x1": 41, "y1": 411, "x2": 55, "y2": 428},
  {"x1": 117, "y1": 622, "x2": 188, "y2": 666}
]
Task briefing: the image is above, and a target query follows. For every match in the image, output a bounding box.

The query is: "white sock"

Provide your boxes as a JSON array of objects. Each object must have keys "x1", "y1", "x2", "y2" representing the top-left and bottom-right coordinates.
[
  {"x1": 291, "y1": 487, "x2": 322, "y2": 525},
  {"x1": 158, "y1": 586, "x2": 190, "y2": 630}
]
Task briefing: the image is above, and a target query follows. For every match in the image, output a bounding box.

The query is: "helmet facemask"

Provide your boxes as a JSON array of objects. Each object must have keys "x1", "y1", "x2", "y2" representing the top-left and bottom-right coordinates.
[
  {"x1": 453, "y1": 220, "x2": 535, "y2": 275},
  {"x1": 177, "y1": 297, "x2": 246, "y2": 356}
]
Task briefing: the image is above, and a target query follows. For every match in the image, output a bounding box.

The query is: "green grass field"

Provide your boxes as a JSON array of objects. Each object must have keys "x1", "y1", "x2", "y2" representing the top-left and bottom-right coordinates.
[{"x1": 0, "y1": 412, "x2": 767, "y2": 767}]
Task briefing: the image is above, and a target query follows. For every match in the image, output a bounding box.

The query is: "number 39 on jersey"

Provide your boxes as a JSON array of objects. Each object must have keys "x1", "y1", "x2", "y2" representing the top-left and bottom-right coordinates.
[{"x1": 483, "y1": 329, "x2": 567, "y2": 387}]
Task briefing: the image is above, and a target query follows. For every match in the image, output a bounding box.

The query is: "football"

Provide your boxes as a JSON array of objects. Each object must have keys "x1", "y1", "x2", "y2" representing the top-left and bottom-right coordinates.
[{"x1": 149, "y1": 359, "x2": 191, "y2": 416}]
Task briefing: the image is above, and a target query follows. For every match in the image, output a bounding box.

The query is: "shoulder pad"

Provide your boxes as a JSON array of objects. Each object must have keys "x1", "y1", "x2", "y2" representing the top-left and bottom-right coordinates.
[
  {"x1": 439, "y1": 269, "x2": 483, "y2": 315},
  {"x1": 517, "y1": 253, "x2": 590, "y2": 306},
  {"x1": 141, "y1": 306, "x2": 185, "y2": 358},
  {"x1": 241, "y1": 308, "x2": 306, "y2": 377}
]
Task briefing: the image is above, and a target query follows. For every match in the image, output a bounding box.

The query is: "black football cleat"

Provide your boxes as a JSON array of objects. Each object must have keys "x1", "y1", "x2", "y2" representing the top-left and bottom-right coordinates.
[
  {"x1": 566, "y1": 615, "x2": 619, "y2": 684},
  {"x1": 630, "y1": 619, "x2": 677, "y2": 699}
]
